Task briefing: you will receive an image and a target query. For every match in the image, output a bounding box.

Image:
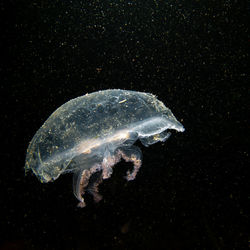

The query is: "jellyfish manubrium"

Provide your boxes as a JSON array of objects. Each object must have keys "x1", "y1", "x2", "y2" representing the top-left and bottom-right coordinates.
[{"x1": 25, "y1": 89, "x2": 184, "y2": 207}]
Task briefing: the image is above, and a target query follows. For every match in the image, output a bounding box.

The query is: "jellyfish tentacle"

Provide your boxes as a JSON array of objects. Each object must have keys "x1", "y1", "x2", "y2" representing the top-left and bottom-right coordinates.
[
  {"x1": 86, "y1": 171, "x2": 103, "y2": 203},
  {"x1": 73, "y1": 169, "x2": 90, "y2": 208},
  {"x1": 101, "y1": 151, "x2": 121, "y2": 179},
  {"x1": 116, "y1": 145, "x2": 142, "y2": 181},
  {"x1": 73, "y1": 163, "x2": 101, "y2": 207}
]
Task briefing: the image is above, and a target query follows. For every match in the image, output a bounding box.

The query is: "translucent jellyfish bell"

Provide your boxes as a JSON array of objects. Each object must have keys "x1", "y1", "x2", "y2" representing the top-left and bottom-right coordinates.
[{"x1": 25, "y1": 89, "x2": 184, "y2": 207}]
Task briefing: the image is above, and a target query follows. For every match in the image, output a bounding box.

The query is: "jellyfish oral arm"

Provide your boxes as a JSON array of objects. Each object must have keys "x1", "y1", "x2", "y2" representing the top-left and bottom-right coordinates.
[
  {"x1": 73, "y1": 169, "x2": 91, "y2": 208},
  {"x1": 72, "y1": 162, "x2": 102, "y2": 207},
  {"x1": 116, "y1": 145, "x2": 142, "y2": 181},
  {"x1": 73, "y1": 145, "x2": 142, "y2": 207}
]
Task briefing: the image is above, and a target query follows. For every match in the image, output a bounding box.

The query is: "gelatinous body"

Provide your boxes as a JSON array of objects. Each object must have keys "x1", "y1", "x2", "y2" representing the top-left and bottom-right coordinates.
[{"x1": 25, "y1": 89, "x2": 184, "y2": 207}]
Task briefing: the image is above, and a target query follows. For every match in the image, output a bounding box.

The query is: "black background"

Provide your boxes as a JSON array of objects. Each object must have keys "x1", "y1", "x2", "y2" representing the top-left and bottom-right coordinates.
[{"x1": 1, "y1": 0, "x2": 249, "y2": 249}]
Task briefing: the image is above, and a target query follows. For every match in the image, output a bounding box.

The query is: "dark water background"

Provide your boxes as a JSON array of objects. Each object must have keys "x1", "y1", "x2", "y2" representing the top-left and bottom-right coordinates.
[{"x1": 1, "y1": 0, "x2": 248, "y2": 249}]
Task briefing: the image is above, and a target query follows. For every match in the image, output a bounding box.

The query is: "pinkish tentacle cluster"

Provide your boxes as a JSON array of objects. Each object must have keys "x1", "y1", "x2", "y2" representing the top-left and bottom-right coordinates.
[{"x1": 76, "y1": 147, "x2": 142, "y2": 207}]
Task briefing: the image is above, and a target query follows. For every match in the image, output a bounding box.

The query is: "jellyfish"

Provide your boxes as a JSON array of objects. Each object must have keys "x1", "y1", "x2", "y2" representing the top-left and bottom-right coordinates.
[{"x1": 25, "y1": 89, "x2": 184, "y2": 207}]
